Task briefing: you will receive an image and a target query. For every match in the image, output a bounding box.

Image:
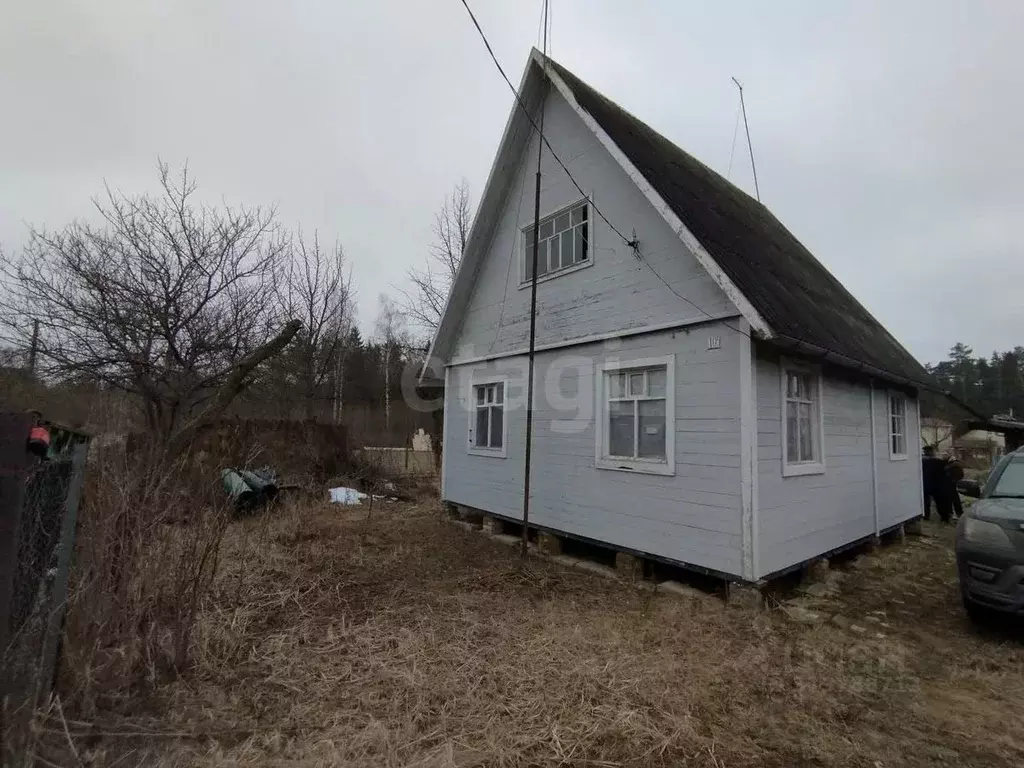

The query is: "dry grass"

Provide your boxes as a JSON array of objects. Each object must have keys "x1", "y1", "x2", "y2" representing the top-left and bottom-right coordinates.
[{"x1": 38, "y1": 506, "x2": 1024, "y2": 767}]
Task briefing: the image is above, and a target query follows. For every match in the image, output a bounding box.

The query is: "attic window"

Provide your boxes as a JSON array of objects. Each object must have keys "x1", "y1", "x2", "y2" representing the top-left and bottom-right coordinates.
[{"x1": 522, "y1": 200, "x2": 589, "y2": 283}]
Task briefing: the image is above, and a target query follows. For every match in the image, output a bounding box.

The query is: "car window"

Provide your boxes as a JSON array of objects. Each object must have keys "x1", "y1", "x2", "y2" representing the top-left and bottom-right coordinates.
[{"x1": 991, "y1": 459, "x2": 1024, "y2": 498}]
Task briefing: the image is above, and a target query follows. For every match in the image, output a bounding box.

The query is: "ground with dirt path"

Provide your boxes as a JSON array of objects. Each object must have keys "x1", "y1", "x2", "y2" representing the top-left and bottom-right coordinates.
[{"x1": 47, "y1": 502, "x2": 1024, "y2": 767}]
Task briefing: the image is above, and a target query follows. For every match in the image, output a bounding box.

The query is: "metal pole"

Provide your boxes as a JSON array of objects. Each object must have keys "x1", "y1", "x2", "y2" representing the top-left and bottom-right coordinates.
[
  {"x1": 731, "y1": 77, "x2": 760, "y2": 202},
  {"x1": 521, "y1": 61, "x2": 548, "y2": 558}
]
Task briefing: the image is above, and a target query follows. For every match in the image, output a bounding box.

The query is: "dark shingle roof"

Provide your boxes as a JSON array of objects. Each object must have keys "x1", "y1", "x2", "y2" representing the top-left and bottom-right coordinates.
[{"x1": 547, "y1": 59, "x2": 929, "y2": 386}]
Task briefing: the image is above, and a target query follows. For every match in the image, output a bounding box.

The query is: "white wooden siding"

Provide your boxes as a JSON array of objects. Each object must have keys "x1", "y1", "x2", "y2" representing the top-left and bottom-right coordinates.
[
  {"x1": 450, "y1": 87, "x2": 734, "y2": 363},
  {"x1": 873, "y1": 388, "x2": 923, "y2": 528},
  {"x1": 755, "y1": 354, "x2": 921, "y2": 577},
  {"x1": 443, "y1": 324, "x2": 745, "y2": 576}
]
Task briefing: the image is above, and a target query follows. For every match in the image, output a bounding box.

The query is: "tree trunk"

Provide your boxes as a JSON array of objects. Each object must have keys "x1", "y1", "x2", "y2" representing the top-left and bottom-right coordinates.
[{"x1": 165, "y1": 320, "x2": 302, "y2": 457}]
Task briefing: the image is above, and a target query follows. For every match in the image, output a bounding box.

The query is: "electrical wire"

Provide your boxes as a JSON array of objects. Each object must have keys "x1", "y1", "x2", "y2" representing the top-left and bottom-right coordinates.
[
  {"x1": 457, "y1": 0, "x2": 637, "y2": 251},
  {"x1": 457, "y1": 0, "x2": 753, "y2": 342}
]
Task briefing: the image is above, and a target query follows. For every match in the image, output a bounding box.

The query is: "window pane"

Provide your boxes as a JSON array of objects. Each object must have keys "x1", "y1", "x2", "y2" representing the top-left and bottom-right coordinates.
[
  {"x1": 786, "y1": 401, "x2": 799, "y2": 462},
  {"x1": 494, "y1": 382, "x2": 504, "y2": 403},
  {"x1": 555, "y1": 212, "x2": 571, "y2": 233},
  {"x1": 571, "y1": 206, "x2": 584, "y2": 225},
  {"x1": 525, "y1": 241, "x2": 535, "y2": 280},
  {"x1": 476, "y1": 407, "x2": 489, "y2": 448},
  {"x1": 581, "y1": 204, "x2": 588, "y2": 221},
  {"x1": 580, "y1": 222, "x2": 588, "y2": 260},
  {"x1": 490, "y1": 406, "x2": 503, "y2": 448},
  {"x1": 638, "y1": 399, "x2": 666, "y2": 459},
  {"x1": 561, "y1": 230, "x2": 574, "y2": 267},
  {"x1": 537, "y1": 240, "x2": 549, "y2": 276},
  {"x1": 628, "y1": 372, "x2": 645, "y2": 396},
  {"x1": 608, "y1": 401, "x2": 635, "y2": 457},
  {"x1": 786, "y1": 373, "x2": 798, "y2": 399},
  {"x1": 548, "y1": 236, "x2": 559, "y2": 272},
  {"x1": 648, "y1": 368, "x2": 667, "y2": 397},
  {"x1": 476, "y1": 387, "x2": 485, "y2": 405},
  {"x1": 892, "y1": 433, "x2": 900, "y2": 456},
  {"x1": 608, "y1": 372, "x2": 626, "y2": 398},
  {"x1": 992, "y1": 459, "x2": 1024, "y2": 497},
  {"x1": 798, "y1": 402, "x2": 814, "y2": 462},
  {"x1": 540, "y1": 220, "x2": 553, "y2": 239}
]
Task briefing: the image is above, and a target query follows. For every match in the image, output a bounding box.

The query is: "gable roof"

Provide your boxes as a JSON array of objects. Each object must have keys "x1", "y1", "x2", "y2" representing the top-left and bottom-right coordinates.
[{"x1": 428, "y1": 50, "x2": 931, "y2": 388}]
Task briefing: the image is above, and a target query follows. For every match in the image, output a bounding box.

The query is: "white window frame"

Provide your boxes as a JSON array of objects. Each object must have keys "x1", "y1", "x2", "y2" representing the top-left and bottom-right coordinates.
[
  {"x1": 888, "y1": 391, "x2": 908, "y2": 460},
  {"x1": 780, "y1": 359, "x2": 826, "y2": 477},
  {"x1": 595, "y1": 355, "x2": 675, "y2": 476},
  {"x1": 519, "y1": 198, "x2": 593, "y2": 287},
  {"x1": 468, "y1": 374, "x2": 509, "y2": 458}
]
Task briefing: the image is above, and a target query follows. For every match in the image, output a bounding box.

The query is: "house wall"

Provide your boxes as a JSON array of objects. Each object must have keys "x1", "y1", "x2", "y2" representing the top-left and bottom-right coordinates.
[
  {"x1": 873, "y1": 386, "x2": 923, "y2": 530},
  {"x1": 450, "y1": 87, "x2": 735, "y2": 363},
  {"x1": 443, "y1": 323, "x2": 746, "y2": 576},
  {"x1": 755, "y1": 353, "x2": 922, "y2": 577}
]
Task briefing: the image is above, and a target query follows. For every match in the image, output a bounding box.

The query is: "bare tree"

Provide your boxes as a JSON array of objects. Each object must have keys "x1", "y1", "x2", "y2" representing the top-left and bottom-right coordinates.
[
  {"x1": 0, "y1": 162, "x2": 300, "y2": 449},
  {"x1": 374, "y1": 294, "x2": 409, "y2": 431},
  {"x1": 400, "y1": 180, "x2": 472, "y2": 338},
  {"x1": 271, "y1": 232, "x2": 355, "y2": 422}
]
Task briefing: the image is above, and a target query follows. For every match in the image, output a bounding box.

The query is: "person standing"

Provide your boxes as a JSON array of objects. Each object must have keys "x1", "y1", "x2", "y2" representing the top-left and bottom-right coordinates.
[
  {"x1": 921, "y1": 445, "x2": 950, "y2": 521},
  {"x1": 946, "y1": 456, "x2": 965, "y2": 519}
]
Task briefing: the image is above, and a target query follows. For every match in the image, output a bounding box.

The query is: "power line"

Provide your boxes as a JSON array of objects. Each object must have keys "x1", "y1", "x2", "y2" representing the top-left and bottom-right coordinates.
[
  {"x1": 457, "y1": 0, "x2": 637, "y2": 251},
  {"x1": 457, "y1": 0, "x2": 752, "y2": 342}
]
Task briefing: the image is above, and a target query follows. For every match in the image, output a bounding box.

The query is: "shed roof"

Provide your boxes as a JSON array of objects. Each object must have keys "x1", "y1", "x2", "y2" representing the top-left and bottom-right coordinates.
[{"x1": 544, "y1": 57, "x2": 929, "y2": 386}]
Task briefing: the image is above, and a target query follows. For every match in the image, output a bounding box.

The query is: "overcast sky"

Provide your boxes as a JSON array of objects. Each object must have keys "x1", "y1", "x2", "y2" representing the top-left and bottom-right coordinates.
[{"x1": 2, "y1": 1, "x2": 1021, "y2": 364}]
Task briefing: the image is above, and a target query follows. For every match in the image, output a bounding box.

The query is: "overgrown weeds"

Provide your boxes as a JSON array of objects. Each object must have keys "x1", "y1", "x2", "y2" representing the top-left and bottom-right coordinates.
[
  {"x1": 59, "y1": 445, "x2": 236, "y2": 715},
  {"x1": 31, "y1": 500, "x2": 1024, "y2": 767}
]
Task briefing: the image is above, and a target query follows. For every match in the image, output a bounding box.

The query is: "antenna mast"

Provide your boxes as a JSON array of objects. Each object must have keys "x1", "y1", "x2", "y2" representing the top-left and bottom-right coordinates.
[{"x1": 731, "y1": 77, "x2": 760, "y2": 201}]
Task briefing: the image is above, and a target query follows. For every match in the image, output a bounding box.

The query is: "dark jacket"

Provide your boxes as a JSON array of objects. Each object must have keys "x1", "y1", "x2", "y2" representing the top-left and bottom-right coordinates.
[{"x1": 922, "y1": 456, "x2": 948, "y2": 495}]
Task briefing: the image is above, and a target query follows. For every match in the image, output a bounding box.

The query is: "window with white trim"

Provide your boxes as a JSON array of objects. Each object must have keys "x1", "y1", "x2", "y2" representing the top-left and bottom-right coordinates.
[
  {"x1": 471, "y1": 381, "x2": 505, "y2": 453},
  {"x1": 596, "y1": 356, "x2": 675, "y2": 476},
  {"x1": 889, "y1": 393, "x2": 907, "y2": 458},
  {"x1": 523, "y1": 200, "x2": 589, "y2": 281},
  {"x1": 781, "y1": 362, "x2": 825, "y2": 476}
]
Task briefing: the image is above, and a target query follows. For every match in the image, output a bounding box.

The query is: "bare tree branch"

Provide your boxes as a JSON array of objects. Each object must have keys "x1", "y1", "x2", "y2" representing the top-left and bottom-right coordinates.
[
  {"x1": 0, "y1": 162, "x2": 294, "y2": 446},
  {"x1": 398, "y1": 180, "x2": 473, "y2": 339}
]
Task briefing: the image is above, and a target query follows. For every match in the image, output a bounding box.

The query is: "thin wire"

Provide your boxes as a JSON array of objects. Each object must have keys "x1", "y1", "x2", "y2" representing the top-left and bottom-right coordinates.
[
  {"x1": 635, "y1": 249, "x2": 753, "y2": 341},
  {"x1": 458, "y1": 0, "x2": 750, "y2": 342},
  {"x1": 457, "y1": 0, "x2": 637, "y2": 250},
  {"x1": 726, "y1": 102, "x2": 741, "y2": 180},
  {"x1": 535, "y1": 0, "x2": 544, "y2": 49}
]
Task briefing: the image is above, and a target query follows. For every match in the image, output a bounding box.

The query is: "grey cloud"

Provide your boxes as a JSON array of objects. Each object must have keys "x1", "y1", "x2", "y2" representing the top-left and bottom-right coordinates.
[{"x1": 2, "y1": 1, "x2": 1020, "y2": 363}]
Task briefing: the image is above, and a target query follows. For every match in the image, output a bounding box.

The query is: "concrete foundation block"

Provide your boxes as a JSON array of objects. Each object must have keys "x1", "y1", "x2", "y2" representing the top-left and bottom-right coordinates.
[
  {"x1": 482, "y1": 516, "x2": 503, "y2": 535},
  {"x1": 805, "y1": 558, "x2": 830, "y2": 582},
  {"x1": 904, "y1": 519, "x2": 924, "y2": 536},
  {"x1": 615, "y1": 552, "x2": 643, "y2": 581},
  {"x1": 727, "y1": 581, "x2": 766, "y2": 609},
  {"x1": 657, "y1": 580, "x2": 706, "y2": 599},
  {"x1": 491, "y1": 533, "x2": 521, "y2": 549},
  {"x1": 538, "y1": 532, "x2": 562, "y2": 556}
]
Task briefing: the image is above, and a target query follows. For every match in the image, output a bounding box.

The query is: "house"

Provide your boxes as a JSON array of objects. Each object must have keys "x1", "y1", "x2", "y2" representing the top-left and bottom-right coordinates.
[{"x1": 427, "y1": 50, "x2": 930, "y2": 583}]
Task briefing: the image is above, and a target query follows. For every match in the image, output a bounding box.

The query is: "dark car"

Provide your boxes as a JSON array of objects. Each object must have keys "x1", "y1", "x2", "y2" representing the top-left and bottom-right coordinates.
[{"x1": 956, "y1": 450, "x2": 1024, "y2": 622}]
